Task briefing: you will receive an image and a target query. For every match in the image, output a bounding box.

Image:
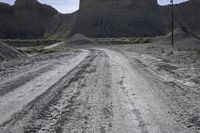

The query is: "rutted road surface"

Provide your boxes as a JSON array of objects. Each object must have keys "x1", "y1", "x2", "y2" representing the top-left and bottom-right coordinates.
[{"x1": 0, "y1": 48, "x2": 195, "y2": 133}]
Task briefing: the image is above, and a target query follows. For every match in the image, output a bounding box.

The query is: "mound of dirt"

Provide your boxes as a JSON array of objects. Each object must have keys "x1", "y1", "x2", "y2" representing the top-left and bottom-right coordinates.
[
  {"x1": 0, "y1": 41, "x2": 23, "y2": 61},
  {"x1": 68, "y1": 34, "x2": 94, "y2": 44},
  {"x1": 157, "y1": 27, "x2": 200, "y2": 48},
  {"x1": 165, "y1": 27, "x2": 199, "y2": 40}
]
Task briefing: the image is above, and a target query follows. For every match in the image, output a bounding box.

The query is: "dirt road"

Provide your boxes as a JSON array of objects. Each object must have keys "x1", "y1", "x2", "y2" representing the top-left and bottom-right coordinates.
[{"x1": 0, "y1": 48, "x2": 196, "y2": 133}]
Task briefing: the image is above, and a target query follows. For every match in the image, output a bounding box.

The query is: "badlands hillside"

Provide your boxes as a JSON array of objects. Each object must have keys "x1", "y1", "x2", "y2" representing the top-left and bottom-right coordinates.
[
  {"x1": 71, "y1": 0, "x2": 200, "y2": 37},
  {"x1": 0, "y1": 0, "x2": 200, "y2": 39},
  {"x1": 0, "y1": 0, "x2": 75, "y2": 39}
]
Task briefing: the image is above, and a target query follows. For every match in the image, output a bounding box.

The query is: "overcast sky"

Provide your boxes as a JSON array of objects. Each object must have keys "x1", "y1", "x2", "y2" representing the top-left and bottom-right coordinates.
[{"x1": 0, "y1": 0, "x2": 188, "y2": 14}]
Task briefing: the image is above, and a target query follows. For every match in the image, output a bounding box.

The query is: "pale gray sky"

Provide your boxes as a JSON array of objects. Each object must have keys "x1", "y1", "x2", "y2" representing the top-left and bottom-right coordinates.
[{"x1": 0, "y1": 0, "x2": 188, "y2": 14}]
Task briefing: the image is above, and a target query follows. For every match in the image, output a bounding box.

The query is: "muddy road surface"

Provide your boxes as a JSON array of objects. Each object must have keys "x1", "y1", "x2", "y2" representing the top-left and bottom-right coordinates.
[{"x1": 0, "y1": 48, "x2": 196, "y2": 133}]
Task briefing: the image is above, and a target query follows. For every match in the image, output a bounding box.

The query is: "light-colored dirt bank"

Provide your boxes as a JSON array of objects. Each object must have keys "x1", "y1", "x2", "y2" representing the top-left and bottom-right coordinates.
[{"x1": 0, "y1": 48, "x2": 197, "y2": 133}]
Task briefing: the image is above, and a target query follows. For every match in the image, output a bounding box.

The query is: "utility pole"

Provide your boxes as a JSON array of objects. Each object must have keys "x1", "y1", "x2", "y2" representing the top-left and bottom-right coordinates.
[{"x1": 170, "y1": 0, "x2": 174, "y2": 46}]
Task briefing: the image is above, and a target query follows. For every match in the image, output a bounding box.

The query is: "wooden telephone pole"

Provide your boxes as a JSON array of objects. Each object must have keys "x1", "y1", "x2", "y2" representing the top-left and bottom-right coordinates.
[{"x1": 170, "y1": 0, "x2": 174, "y2": 46}]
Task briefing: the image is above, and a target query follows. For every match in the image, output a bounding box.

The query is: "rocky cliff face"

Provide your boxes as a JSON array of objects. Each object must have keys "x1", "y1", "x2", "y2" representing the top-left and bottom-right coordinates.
[
  {"x1": 45, "y1": 12, "x2": 77, "y2": 39},
  {"x1": 1, "y1": 0, "x2": 199, "y2": 39},
  {"x1": 174, "y1": 0, "x2": 200, "y2": 34},
  {"x1": 0, "y1": 0, "x2": 75, "y2": 39},
  {"x1": 71, "y1": 0, "x2": 170, "y2": 37},
  {"x1": 71, "y1": 0, "x2": 200, "y2": 37}
]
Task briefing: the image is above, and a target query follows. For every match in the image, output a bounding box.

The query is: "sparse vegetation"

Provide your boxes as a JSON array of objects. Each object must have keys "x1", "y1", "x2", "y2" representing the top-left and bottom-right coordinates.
[
  {"x1": 94, "y1": 37, "x2": 152, "y2": 44},
  {"x1": 167, "y1": 51, "x2": 174, "y2": 56},
  {"x1": 194, "y1": 49, "x2": 200, "y2": 57},
  {"x1": 1, "y1": 39, "x2": 62, "y2": 47},
  {"x1": 18, "y1": 41, "x2": 67, "y2": 55},
  {"x1": 177, "y1": 48, "x2": 182, "y2": 51},
  {"x1": 161, "y1": 48, "x2": 165, "y2": 53}
]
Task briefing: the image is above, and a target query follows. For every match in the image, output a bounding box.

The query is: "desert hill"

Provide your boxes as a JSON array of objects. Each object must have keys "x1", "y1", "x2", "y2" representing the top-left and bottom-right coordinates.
[
  {"x1": 45, "y1": 12, "x2": 77, "y2": 39},
  {"x1": 173, "y1": 0, "x2": 200, "y2": 34},
  {"x1": 71, "y1": 0, "x2": 169, "y2": 37},
  {"x1": 0, "y1": 0, "x2": 200, "y2": 39},
  {"x1": 156, "y1": 27, "x2": 200, "y2": 49},
  {"x1": 0, "y1": 0, "x2": 75, "y2": 39},
  {"x1": 0, "y1": 41, "x2": 23, "y2": 61},
  {"x1": 71, "y1": 0, "x2": 200, "y2": 38}
]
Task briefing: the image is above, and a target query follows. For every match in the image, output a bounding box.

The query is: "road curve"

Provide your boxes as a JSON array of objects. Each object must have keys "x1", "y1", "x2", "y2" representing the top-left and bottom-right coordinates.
[{"x1": 0, "y1": 49, "x2": 194, "y2": 133}]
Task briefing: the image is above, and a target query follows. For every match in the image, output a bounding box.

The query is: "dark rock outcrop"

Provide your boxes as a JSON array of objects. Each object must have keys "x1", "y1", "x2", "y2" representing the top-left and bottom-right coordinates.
[
  {"x1": 0, "y1": 0, "x2": 75, "y2": 39},
  {"x1": 0, "y1": 41, "x2": 23, "y2": 61},
  {"x1": 71, "y1": 0, "x2": 170, "y2": 37},
  {"x1": 1, "y1": 0, "x2": 200, "y2": 39},
  {"x1": 71, "y1": 0, "x2": 200, "y2": 38},
  {"x1": 174, "y1": 0, "x2": 200, "y2": 34},
  {"x1": 45, "y1": 12, "x2": 77, "y2": 39}
]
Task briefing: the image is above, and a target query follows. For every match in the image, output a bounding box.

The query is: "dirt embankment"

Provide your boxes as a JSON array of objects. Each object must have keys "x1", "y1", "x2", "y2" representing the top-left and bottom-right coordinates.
[{"x1": 0, "y1": 41, "x2": 23, "y2": 61}]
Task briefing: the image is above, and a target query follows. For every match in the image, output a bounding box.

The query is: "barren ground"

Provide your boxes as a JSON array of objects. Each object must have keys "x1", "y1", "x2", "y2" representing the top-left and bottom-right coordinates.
[{"x1": 0, "y1": 43, "x2": 199, "y2": 133}]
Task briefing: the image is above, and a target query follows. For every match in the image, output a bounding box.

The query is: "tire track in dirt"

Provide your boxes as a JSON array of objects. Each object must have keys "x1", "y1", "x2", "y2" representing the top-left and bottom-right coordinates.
[
  {"x1": 114, "y1": 47, "x2": 200, "y2": 132},
  {"x1": 1, "y1": 47, "x2": 195, "y2": 133},
  {"x1": 0, "y1": 52, "x2": 78, "y2": 96},
  {"x1": 0, "y1": 50, "x2": 89, "y2": 128},
  {"x1": 104, "y1": 48, "x2": 193, "y2": 133},
  {"x1": 0, "y1": 49, "x2": 113, "y2": 133},
  {"x1": 0, "y1": 64, "x2": 54, "y2": 96},
  {"x1": 0, "y1": 52, "x2": 73, "y2": 81}
]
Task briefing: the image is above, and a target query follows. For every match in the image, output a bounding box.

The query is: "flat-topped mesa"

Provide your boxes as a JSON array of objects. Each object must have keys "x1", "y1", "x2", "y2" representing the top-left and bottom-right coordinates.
[
  {"x1": 80, "y1": 0, "x2": 158, "y2": 10},
  {"x1": 71, "y1": 0, "x2": 168, "y2": 37},
  {"x1": 14, "y1": 0, "x2": 38, "y2": 7}
]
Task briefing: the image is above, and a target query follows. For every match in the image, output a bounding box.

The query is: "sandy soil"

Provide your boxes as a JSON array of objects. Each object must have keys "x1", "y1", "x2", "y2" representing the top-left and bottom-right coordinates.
[{"x1": 0, "y1": 45, "x2": 199, "y2": 133}]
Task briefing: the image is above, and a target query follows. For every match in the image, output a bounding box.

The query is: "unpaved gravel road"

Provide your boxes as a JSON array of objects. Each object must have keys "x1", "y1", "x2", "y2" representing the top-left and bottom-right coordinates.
[{"x1": 0, "y1": 48, "x2": 196, "y2": 133}]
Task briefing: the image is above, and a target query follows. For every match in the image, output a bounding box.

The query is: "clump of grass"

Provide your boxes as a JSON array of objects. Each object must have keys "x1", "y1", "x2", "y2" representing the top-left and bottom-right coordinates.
[
  {"x1": 129, "y1": 37, "x2": 152, "y2": 44},
  {"x1": 23, "y1": 46, "x2": 45, "y2": 54},
  {"x1": 194, "y1": 49, "x2": 200, "y2": 57},
  {"x1": 94, "y1": 37, "x2": 152, "y2": 45},
  {"x1": 177, "y1": 48, "x2": 182, "y2": 51},
  {"x1": 161, "y1": 48, "x2": 165, "y2": 53},
  {"x1": 142, "y1": 38, "x2": 152, "y2": 44},
  {"x1": 167, "y1": 51, "x2": 174, "y2": 56},
  {"x1": 147, "y1": 45, "x2": 156, "y2": 49},
  {"x1": 2, "y1": 39, "x2": 61, "y2": 47},
  {"x1": 42, "y1": 49, "x2": 56, "y2": 54}
]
